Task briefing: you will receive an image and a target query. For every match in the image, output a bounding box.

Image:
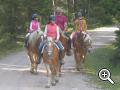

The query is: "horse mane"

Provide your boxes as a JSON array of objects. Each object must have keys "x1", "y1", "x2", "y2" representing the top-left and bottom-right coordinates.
[
  {"x1": 76, "y1": 32, "x2": 84, "y2": 46},
  {"x1": 29, "y1": 31, "x2": 41, "y2": 46}
]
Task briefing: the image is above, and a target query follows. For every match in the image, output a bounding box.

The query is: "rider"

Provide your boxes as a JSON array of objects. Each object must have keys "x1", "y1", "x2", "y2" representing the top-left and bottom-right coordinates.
[
  {"x1": 55, "y1": 7, "x2": 72, "y2": 55},
  {"x1": 38, "y1": 15, "x2": 64, "y2": 65},
  {"x1": 24, "y1": 13, "x2": 41, "y2": 48},
  {"x1": 71, "y1": 12, "x2": 91, "y2": 52},
  {"x1": 55, "y1": 7, "x2": 67, "y2": 32},
  {"x1": 71, "y1": 12, "x2": 87, "y2": 40},
  {"x1": 74, "y1": 12, "x2": 87, "y2": 32}
]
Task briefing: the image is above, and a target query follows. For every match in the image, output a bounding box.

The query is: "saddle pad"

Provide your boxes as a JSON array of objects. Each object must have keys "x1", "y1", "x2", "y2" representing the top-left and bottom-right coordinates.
[{"x1": 41, "y1": 42, "x2": 60, "y2": 54}]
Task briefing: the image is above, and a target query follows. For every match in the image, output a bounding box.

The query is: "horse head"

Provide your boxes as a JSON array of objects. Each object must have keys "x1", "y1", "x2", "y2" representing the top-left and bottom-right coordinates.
[
  {"x1": 45, "y1": 37, "x2": 55, "y2": 59},
  {"x1": 76, "y1": 31, "x2": 85, "y2": 45}
]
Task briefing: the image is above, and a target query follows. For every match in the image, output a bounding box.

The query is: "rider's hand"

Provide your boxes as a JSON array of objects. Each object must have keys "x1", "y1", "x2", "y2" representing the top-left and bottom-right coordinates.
[{"x1": 55, "y1": 39, "x2": 59, "y2": 42}]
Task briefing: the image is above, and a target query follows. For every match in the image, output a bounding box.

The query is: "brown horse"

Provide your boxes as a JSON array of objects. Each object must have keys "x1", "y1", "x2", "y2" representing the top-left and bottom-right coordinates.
[
  {"x1": 26, "y1": 30, "x2": 43, "y2": 74},
  {"x1": 60, "y1": 32, "x2": 71, "y2": 56},
  {"x1": 43, "y1": 37, "x2": 60, "y2": 88},
  {"x1": 59, "y1": 32, "x2": 71, "y2": 75},
  {"x1": 73, "y1": 31, "x2": 88, "y2": 71}
]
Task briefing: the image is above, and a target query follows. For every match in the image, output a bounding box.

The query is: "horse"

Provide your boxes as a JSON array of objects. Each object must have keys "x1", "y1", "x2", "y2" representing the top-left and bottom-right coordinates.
[
  {"x1": 60, "y1": 31, "x2": 71, "y2": 56},
  {"x1": 59, "y1": 31, "x2": 72, "y2": 75},
  {"x1": 72, "y1": 31, "x2": 88, "y2": 71},
  {"x1": 26, "y1": 30, "x2": 43, "y2": 74},
  {"x1": 42, "y1": 37, "x2": 60, "y2": 88}
]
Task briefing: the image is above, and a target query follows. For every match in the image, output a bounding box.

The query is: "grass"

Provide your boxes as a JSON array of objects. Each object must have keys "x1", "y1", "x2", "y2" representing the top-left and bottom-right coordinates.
[
  {"x1": 84, "y1": 45, "x2": 120, "y2": 90},
  {"x1": 0, "y1": 40, "x2": 24, "y2": 59}
]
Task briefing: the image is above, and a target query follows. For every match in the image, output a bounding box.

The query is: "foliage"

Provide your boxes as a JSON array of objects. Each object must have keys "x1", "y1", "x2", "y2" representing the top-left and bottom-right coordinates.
[
  {"x1": 110, "y1": 30, "x2": 120, "y2": 66},
  {"x1": 0, "y1": 0, "x2": 120, "y2": 51},
  {"x1": 70, "y1": 0, "x2": 120, "y2": 26},
  {"x1": 85, "y1": 46, "x2": 120, "y2": 90},
  {"x1": 0, "y1": 0, "x2": 53, "y2": 51}
]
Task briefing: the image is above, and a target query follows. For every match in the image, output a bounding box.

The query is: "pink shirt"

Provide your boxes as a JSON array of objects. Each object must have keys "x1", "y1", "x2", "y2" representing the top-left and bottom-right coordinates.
[
  {"x1": 44, "y1": 24, "x2": 60, "y2": 40},
  {"x1": 46, "y1": 24, "x2": 57, "y2": 39},
  {"x1": 29, "y1": 20, "x2": 40, "y2": 32},
  {"x1": 55, "y1": 15, "x2": 67, "y2": 31}
]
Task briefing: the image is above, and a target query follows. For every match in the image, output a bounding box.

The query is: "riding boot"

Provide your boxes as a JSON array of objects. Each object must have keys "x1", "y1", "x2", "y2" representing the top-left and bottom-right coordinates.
[
  {"x1": 38, "y1": 55, "x2": 42, "y2": 64},
  {"x1": 66, "y1": 38, "x2": 72, "y2": 56},
  {"x1": 24, "y1": 37, "x2": 29, "y2": 48},
  {"x1": 38, "y1": 45, "x2": 42, "y2": 64},
  {"x1": 59, "y1": 50, "x2": 63, "y2": 65},
  {"x1": 38, "y1": 41, "x2": 44, "y2": 64}
]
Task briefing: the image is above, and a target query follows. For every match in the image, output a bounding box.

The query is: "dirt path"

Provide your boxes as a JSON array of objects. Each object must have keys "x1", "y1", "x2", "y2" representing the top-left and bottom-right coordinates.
[{"x1": 0, "y1": 27, "x2": 118, "y2": 90}]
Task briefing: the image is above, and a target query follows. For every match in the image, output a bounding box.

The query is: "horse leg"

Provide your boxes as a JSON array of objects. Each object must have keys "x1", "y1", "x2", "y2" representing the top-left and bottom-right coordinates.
[
  {"x1": 55, "y1": 65, "x2": 59, "y2": 83},
  {"x1": 82, "y1": 48, "x2": 87, "y2": 63},
  {"x1": 58, "y1": 50, "x2": 64, "y2": 77},
  {"x1": 31, "y1": 54, "x2": 38, "y2": 74},
  {"x1": 61, "y1": 50, "x2": 65, "y2": 64},
  {"x1": 79, "y1": 51, "x2": 85, "y2": 70},
  {"x1": 77, "y1": 53, "x2": 82, "y2": 71},
  {"x1": 33, "y1": 63, "x2": 38, "y2": 74},
  {"x1": 45, "y1": 64, "x2": 49, "y2": 77},
  {"x1": 74, "y1": 50, "x2": 80, "y2": 71},
  {"x1": 33, "y1": 54, "x2": 38, "y2": 74},
  {"x1": 59, "y1": 64, "x2": 62, "y2": 77},
  {"x1": 45, "y1": 64, "x2": 52, "y2": 88},
  {"x1": 28, "y1": 52, "x2": 34, "y2": 73},
  {"x1": 30, "y1": 63, "x2": 34, "y2": 73},
  {"x1": 50, "y1": 65, "x2": 56, "y2": 86}
]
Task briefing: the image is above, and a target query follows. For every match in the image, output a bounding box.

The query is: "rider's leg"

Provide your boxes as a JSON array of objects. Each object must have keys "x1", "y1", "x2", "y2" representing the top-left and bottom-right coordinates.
[
  {"x1": 56, "y1": 41, "x2": 64, "y2": 65},
  {"x1": 68, "y1": 38, "x2": 72, "y2": 49},
  {"x1": 64, "y1": 32, "x2": 72, "y2": 55},
  {"x1": 38, "y1": 41, "x2": 45, "y2": 64},
  {"x1": 24, "y1": 33, "x2": 30, "y2": 48},
  {"x1": 70, "y1": 32, "x2": 77, "y2": 49}
]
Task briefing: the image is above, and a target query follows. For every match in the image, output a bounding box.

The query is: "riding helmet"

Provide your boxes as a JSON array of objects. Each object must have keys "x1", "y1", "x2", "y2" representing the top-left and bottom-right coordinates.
[
  {"x1": 49, "y1": 15, "x2": 56, "y2": 21},
  {"x1": 32, "y1": 13, "x2": 38, "y2": 20}
]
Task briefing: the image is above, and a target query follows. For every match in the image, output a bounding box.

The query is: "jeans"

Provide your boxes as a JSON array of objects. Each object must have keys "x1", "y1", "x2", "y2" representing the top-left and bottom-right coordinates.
[
  {"x1": 38, "y1": 41, "x2": 45, "y2": 64},
  {"x1": 56, "y1": 41, "x2": 64, "y2": 65},
  {"x1": 55, "y1": 41, "x2": 64, "y2": 51},
  {"x1": 24, "y1": 33, "x2": 30, "y2": 48},
  {"x1": 64, "y1": 32, "x2": 71, "y2": 49}
]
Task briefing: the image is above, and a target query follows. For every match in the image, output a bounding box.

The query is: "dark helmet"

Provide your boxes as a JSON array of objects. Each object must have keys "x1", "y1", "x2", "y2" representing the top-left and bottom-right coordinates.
[
  {"x1": 32, "y1": 13, "x2": 38, "y2": 20},
  {"x1": 75, "y1": 12, "x2": 82, "y2": 19},
  {"x1": 49, "y1": 15, "x2": 56, "y2": 21}
]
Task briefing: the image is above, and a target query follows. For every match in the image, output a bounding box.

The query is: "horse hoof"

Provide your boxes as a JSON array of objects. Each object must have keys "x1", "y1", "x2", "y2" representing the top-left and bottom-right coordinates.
[
  {"x1": 33, "y1": 72, "x2": 38, "y2": 75},
  {"x1": 66, "y1": 51, "x2": 72, "y2": 56},
  {"x1": 30, "y1": 70, "x2": 34, "y2": 74},
  {"x1": 55, "y1": 79, "x2": 59, "y2": 83},
  {"x1": 61, "y1": 62, "x2": 64, "y2": 65},
  {"x1": 76, "y1": 68, "x2": 80, "y2": 71},
  {"x1": 60, "y1": 61, "x2": 65, "y2": 65},
  {"x1": 51, "y1": 82, "x2": 56, "y2": 86},
  {"x1": 59, "y1": 73, "x2": 62, "y2": 77},
  {"x1": 30, "y1": 70, "x2": 38, "y2": 75},
  {"x1": 45, "y1": 85, "x2": 50, "y2": 88}
]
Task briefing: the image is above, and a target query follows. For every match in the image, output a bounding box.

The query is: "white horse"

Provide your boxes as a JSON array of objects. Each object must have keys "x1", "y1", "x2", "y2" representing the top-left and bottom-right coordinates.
[{"x1": 26, "y1": 30, "x2": 43, "y2": 74}]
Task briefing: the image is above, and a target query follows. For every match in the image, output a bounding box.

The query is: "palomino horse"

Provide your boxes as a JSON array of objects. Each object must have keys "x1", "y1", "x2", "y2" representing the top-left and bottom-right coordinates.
[
  {"x1": 72, "y1": 31, "x2": 88, "y2": 71},
  {"x1": 43, "y1": 37, "x2": 60, "y2": 88},
  {"x1": 26, "y1": 30, "x2": 43, "y2": 74}
]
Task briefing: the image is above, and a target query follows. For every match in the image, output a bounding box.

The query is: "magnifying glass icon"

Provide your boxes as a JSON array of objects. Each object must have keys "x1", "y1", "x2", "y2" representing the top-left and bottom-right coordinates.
[{"x1": 99, "y1": 69, "x2": 114, "y2": 84}]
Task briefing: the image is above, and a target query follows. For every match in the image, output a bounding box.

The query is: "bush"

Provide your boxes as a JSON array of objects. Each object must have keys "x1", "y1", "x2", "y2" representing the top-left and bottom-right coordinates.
[
  {"x1": 0, "y1": 32, "x2": 17, "y2": 50},
  {"x1": 110, "y1": 30, "x2": 120, "y2": 66}
]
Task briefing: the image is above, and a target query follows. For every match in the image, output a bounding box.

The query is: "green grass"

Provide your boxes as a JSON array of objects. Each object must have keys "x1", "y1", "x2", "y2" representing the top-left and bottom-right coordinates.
[
  {"x1": 0, "y1": 41, "x2": 24, "y2": 59},
  {"x1": 85, "y1": 45, "x2": 120, "y2": 90}
]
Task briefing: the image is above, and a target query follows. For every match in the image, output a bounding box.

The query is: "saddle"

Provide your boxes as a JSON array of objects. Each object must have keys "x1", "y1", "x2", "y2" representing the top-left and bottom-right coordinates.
[
  {"x1": 41, "y1": 40, "x2": 60, "y2": 54},
  {"x1": 61, "y1": 31, "x2": 69, "y2": 40}
]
